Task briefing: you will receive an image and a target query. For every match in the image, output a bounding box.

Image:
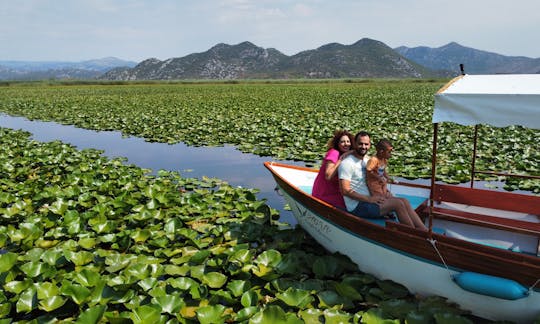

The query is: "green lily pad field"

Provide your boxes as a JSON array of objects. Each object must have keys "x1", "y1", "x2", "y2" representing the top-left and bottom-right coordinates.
[
  {"x1": 0, "y1": 127, "x2": 483, "y2": 323},
  {"x1": 1, "y1": 78, "x2": 534, "y2": 322},
  {"x1": 0, "y1": 80, "x2": 538, "y2": 192}
]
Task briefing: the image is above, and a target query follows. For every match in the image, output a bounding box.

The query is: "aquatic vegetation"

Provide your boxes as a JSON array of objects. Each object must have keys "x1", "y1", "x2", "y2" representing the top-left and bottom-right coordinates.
[
  {"x1": 0, "y1": 81, "x2": 538, "y2": 192},
  {"x1": 0, "y1": 128, "x2": 478, "y2": 322}
]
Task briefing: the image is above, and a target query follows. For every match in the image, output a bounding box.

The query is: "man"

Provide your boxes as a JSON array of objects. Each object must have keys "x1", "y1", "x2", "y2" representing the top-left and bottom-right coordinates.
[{"x1": 338, "y1": 131, "x2": 427, "y2": 230}]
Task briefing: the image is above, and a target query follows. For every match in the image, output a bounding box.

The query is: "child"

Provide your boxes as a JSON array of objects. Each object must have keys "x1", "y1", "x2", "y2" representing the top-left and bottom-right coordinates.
[{"x1": 366, "y1": 139, "x2": 393, "y2": 197}]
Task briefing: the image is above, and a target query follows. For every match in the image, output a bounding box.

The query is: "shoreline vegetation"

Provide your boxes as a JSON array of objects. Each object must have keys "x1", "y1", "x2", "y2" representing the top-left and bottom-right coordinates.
[{"x1": 0, "y1": 77, "x2": 448, "y2": 87}]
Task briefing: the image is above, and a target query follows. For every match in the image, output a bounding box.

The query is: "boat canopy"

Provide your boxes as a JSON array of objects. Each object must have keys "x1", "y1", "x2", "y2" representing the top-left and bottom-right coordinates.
[{"x1": 433, "y1": 74, "x2": 540, "y2": 130}]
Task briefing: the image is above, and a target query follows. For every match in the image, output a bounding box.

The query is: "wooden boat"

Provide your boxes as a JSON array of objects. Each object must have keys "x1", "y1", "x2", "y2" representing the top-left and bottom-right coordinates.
[{"x1": 264, "y1": 74, "x2": 540, "y2": 323}]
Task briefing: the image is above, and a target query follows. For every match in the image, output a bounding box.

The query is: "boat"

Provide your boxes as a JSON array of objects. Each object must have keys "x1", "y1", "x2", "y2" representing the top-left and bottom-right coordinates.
[{"x1": 264, "y1": 74, "x2": 540, "y2": 323}]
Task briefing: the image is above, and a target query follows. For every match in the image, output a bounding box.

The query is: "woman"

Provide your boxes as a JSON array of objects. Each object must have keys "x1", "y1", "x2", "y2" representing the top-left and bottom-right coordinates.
[{"x1": 312, "y1": 130, "x2": 353, "y2": 208}]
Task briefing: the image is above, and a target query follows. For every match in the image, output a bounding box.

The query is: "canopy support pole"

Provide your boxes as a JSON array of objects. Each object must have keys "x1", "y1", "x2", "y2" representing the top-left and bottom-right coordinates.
[
  {"x1": 470, "y1": 125, "x2": 479, "y2": 188},
  {"x1": 429, "y1": 123, "x2": 439, "y2": 237}
]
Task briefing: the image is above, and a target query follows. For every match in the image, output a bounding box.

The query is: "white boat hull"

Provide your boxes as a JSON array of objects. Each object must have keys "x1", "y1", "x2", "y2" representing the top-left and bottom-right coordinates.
[{"x1": 279, "y1": 184, "x2": 540, "y2": 323}]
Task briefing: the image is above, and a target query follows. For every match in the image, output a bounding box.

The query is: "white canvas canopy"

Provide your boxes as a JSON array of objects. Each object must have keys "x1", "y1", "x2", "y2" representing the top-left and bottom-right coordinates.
[{"x1": 433, "y1": 74, "x2": 540, "y2": 130}]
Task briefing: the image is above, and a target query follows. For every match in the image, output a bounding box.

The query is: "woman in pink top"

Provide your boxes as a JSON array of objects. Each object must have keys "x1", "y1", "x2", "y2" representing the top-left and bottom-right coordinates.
[{"x1": 312, "y1": 130, "x2": 353, "y2": 208}]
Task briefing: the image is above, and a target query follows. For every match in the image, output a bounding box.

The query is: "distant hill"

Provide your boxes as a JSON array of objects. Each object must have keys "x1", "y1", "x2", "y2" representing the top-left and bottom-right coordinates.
[
  {"x1": 3, "y1": 41, "x2": 538, "y2": 81},
  {"x1": 394, "y1": 42, "x2": 540, "y2": 74},
  {"x1": 0, "y1": 57, "x2": 138, "y2": 80},
  {"x1": 101, "y1": 39, "x2": 448, "y2": 80}
]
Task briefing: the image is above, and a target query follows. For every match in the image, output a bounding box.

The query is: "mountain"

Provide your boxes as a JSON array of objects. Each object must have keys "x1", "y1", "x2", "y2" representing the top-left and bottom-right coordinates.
[
  {"x1": 395, "y1": 42, "x2": 540, "y2": 74},
  {"x1": 101, "y1": 39, "x2": 447, "y2": 80},
  {"x1": 4, "y1": 41, "x2": 538, "y2": 81},
  {"x1": 284, "y1": 38, "x2": 437, "y2": 78},
  {"x1": 103, "y1": 42, "x2": 288, "y2": 80},
  {"x1": 0, "y1": 57, "x2": 138, "y2": 80}
]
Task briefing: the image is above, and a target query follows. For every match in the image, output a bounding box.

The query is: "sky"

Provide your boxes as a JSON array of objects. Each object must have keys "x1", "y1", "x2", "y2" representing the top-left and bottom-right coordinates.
[{"x1": 1, "y1": 0, "x2": 539, "y2": 63}]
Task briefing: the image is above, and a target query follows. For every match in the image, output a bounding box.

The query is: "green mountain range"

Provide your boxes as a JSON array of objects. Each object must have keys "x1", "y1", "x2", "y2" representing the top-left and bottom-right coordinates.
[
  {"x1": 4, "y1": 39, "x2": 538, "y2": 81},
  {"x1": 395, "y1": 42, "x2": 540, "y2": 74},
  {"x1": 100, "y1": 38, "x2": 447, "y2": 80}
]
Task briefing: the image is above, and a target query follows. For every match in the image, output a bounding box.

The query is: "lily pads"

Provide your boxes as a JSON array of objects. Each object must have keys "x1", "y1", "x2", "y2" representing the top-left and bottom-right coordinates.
[{"x1": 0, "y1": 125, "x2": 485, "y2": 323}]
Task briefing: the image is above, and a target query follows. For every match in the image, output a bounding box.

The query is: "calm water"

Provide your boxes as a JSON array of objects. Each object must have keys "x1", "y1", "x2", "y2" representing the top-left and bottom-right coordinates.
[{"x1": 0, "y1": 114, "x2": 307, "y2": 224}]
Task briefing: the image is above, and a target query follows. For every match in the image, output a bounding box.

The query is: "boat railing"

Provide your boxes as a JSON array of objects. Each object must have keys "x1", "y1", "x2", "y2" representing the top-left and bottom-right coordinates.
[
  {"x1": 472, "y1": 170, "x2": 540, "y2": 181},
  {"x1": 469, "y1": 125, "x2": 540, "y2": 187}
]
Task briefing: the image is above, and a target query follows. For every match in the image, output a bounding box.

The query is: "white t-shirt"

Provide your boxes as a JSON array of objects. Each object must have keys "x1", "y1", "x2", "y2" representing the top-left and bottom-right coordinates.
[{"x1": 338, "y1": 154, "x2": 370, "y2": 211}]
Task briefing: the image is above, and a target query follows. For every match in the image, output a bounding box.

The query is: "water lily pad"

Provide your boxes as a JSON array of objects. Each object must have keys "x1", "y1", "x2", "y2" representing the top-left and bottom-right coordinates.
[
  {"x1": 227, "y1": 279, "x2": 251, "y2": 297},
  {"x1": 201, "y1": 272, "x2": 228, "y2": 289},
  {"x1": 317, "y1": 290, "x2": 354, "y2": 309},
  {"x1": 65, "y1": 250, "x2": 95, "y2": 266},
  {"x1": 235, "y1": 306, "x2": 258, "y2": 322},
  {"x1": 323, "y1": 309, "x2": 353, "y2": 323},
  {"x1": 153, "y1": 294, "x2": 184, "y2": 314},
  {"x1": 61, "y1": 282, "x2": 91, "y2": 305},
  {"x1": 0, "y1": 252, "x2": 17, "y2": 272},
  {"x1": 379, "y1": 299, "x2": 418, "y2": 319},
  {"x1": 298, "y1": 308, "x2": 322, "y2": 323},
  {"x1": 433, "y1": 312, "x2": 474, "y2": 324},
  {"x1": 76, "y1": 305, "x2": 107, "y2": 323},
  {"x1": 35, "y1": 281, "x2": 60, "y2": 300},
  {"x1": 39, "y1": 295, "x2": 67, "y2": 312},
  {"x1": 360, "y1": 307, "x2": 400, "y2": 323},
  {"x1": 249, "y1": 305, "x2": 303, "y2": 324},
  {"x1": 333, "y1": 281, "x2": 363, "y2": 301},
  {"x1": 312, "y1": 256, "x2": 344, "y2": 278},
  {"x1": 130, "y1": 305, "x2": 161, "y2": 324},
  {"x1": 241, "y1": 290, "x2": 259, "y2": 308},
  {"x1": 196, "y1": 304, "x2": 229, "y2": 324},
  {"x1": 4, "y1": 280, "x2": 33, "y2": 294},
  {"x1": 16, "y1": 286, "x2": 37, "y2": 313},
  {"x1": 275, "y1": 287, "x2": 314, "y2": 309}
]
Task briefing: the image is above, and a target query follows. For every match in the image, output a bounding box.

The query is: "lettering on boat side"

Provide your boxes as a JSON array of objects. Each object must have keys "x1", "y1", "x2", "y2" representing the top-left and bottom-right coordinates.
[{"x1": 291, "y1": 201, "x2": 332, "y2": 242}]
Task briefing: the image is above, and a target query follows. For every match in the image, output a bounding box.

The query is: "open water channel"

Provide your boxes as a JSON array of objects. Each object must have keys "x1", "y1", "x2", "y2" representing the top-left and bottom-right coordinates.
[{"x1": 0, "y1": 114, "x2": 306, "y2": 225}]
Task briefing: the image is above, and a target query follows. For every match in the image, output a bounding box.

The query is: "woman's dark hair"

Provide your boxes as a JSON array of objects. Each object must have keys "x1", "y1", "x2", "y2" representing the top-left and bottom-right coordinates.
[{"x1": 327, "y1": 130, "x2": 353, "y2": 151}]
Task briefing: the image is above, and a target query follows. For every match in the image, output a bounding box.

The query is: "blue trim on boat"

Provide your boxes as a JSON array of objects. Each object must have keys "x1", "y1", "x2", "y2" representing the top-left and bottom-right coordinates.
[
  {"x1": 297, "y1": 185, "x2": 443, "y2": 233},
  {"x1": 297, "y1": 186, "x2": 428, "y2": 210},
  {"x1": 298, "y1": 185, "x2": 312, "y2": 195}
]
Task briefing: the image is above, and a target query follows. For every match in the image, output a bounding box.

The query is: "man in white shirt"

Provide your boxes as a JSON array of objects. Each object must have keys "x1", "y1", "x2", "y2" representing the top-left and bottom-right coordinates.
[{"x1": 338, "y1": 131, "x2": 427, "y2": 230}]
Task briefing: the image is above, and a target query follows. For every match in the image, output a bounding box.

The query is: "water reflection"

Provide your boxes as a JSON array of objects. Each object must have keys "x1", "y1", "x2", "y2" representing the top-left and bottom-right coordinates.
[{"x1": 0, "y1": 114, "x2": 306, "y2": 224}]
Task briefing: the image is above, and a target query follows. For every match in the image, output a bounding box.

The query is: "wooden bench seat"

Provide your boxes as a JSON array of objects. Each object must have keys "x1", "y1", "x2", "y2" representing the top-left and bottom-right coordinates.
[
  {"x1": 428, "y1": 184, "x2": 540, "y2": 236},
  {"x1": 423, "y1": 184, "x2": 540, "y2": 256},
  {"x1": 430, "y1": 206, "x2": 540, "y2": 236},
  {"x1": 432, "y1": 184, "x2": 539, "y2": 215}
]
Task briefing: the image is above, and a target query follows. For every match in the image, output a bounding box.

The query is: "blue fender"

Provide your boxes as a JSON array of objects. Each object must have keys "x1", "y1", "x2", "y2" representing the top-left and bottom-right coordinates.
[{"x1": 453, "y1": 271, "x2": 529, "y2": 300}]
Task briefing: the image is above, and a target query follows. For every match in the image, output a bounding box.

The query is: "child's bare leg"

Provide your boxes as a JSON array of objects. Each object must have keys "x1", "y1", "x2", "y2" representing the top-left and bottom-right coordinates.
[
  {"x1": 399, "y1": 198, "x2": 427, "y2": 230},
  {"x1": 379, "y1": 198, "x2": 414, "y2": 227}
]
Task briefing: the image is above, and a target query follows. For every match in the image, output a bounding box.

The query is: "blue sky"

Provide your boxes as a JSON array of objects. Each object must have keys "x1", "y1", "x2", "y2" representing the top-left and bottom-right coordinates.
[{"x1": 1, "y1": 0, "x2": 539, "y2": 62}]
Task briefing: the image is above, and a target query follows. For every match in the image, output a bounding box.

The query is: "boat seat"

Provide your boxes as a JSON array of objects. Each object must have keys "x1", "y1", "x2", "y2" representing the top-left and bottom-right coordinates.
[
  {"x1": 430, "y1": 206, "x2": 540, "y2": 237},
  {"x1": 432, "y1": 184, "x2": 540, "y2": 216},
  {"x1": 395, "y1": 193, "x2": 428, "y2": 210},
  {"x1": 361, "y1": 193, "x2": 431, "y2": 229},
  {"x1": 429, "y1": 184, "x2": 540, "y2": 255}
]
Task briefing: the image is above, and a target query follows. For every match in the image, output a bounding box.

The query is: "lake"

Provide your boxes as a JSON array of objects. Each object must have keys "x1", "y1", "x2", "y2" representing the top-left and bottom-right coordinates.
[{"x1": 0, "y1": 114, "x2": 307, "y2": 224}]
